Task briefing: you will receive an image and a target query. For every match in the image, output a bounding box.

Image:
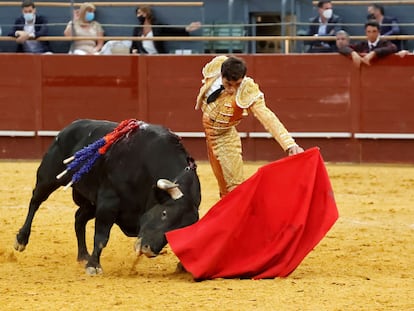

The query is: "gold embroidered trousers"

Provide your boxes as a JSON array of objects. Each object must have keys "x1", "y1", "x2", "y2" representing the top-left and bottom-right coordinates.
[{"x1": 203, "y1": 114, "x2": 244, "y2": 197}]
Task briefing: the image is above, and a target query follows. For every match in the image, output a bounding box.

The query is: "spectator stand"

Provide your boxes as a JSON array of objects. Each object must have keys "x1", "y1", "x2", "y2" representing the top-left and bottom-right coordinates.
[
  {"x1": 303, "y1": 0, "x2": 414, "y2": 51},
  {"x1": 203, "y1": 23, "x2": 247, "y2": 53},
  {"x1": 1, "y1": 1, "x2": 414, "y2": 54},
  {"x1": 0, "y1": 1, "x2": 205, "y2": 54}
]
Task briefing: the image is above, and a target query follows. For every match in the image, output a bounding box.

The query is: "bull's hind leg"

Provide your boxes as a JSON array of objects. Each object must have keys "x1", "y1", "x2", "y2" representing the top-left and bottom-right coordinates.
[{"x1": 73, "y1": 190, "x2": 96, "y2": 262}]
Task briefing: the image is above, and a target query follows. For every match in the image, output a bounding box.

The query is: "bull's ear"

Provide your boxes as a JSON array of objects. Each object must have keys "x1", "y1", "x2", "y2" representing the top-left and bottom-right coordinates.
[{"x1": 156, "y1": 179, "x2": 183, "y2": 200}]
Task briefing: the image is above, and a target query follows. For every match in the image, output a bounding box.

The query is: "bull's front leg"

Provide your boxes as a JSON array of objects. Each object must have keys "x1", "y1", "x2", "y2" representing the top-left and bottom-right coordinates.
[
  {"x1": 15, "y1": 198, "x2": 39, "y2": 251},
  {"x1": 15, "y1": 154, "x2": 63, "y2": 251},
  {"x1": 15, "y1": 183, "x2": 58, "y2": 251},
  {"x1": 85, "y1": 188, "x2": 120, "y2": 275}
]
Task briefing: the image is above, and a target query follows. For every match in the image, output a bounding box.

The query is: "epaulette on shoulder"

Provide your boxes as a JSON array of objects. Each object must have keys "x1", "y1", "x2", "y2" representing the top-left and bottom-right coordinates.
[
  {"x1": 202, "y1": 55, "x2": 228, "y2": 79},
  {"x1": 236, "y1": 77, "x2": 264, "y2": 109}
]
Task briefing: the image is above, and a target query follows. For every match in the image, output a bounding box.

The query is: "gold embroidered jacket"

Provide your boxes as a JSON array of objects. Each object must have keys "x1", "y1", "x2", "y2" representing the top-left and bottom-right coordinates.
[{"x1": 195, "y1": 56, "x2": 297, "y2": 151}]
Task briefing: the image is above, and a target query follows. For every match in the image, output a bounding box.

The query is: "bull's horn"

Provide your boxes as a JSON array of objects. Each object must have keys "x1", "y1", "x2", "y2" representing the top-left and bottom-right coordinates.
[
  {"x1": 157, "y1": 179, "x2": 179, "y2": 189},
  {"x1": 156, "y1": 179, "x2": 183, "y2": 200}
]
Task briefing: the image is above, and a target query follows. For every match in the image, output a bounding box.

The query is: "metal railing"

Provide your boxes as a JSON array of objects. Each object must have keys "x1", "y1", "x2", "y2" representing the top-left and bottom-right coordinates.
[
  {"x1": 1, "y1": 1, "x2": 413, "y2": 54},
  {"x1": 0, "y1": 1, "x2": 204, "y2": 7},
  {"x1": 312, "y1": 0, "x2": 414, "y2": 4},
  {"x1": 2, "y1": 34, "x2": 414, "y2": 54}
]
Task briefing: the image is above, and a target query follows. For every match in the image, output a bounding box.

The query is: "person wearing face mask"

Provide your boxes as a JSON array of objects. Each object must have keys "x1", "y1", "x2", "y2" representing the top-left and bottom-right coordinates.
[
  {"x1": 8, "y1": 0, "x2": 51, "y2": 53},
  {"x1": 306, "y1": 0, "x2": 342, "y2": 53},
  {"x1": 367, "y1": 3, "x2": 401, "y2": 50},
  {"x1": 195, "y1": 55, "x2": 304, "y2": 197},
  {"x1": 64, "y1": 2, "x2": 104, "y2": 55},
  {"x1": 130, "y1": 5, "x2": 201, "y2": 54}
]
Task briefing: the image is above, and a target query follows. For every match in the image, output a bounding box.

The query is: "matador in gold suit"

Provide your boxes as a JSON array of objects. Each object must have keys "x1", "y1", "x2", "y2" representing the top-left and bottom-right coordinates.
[{"x1": 195, "y1": 55, "x2": 303, "y2": 197}]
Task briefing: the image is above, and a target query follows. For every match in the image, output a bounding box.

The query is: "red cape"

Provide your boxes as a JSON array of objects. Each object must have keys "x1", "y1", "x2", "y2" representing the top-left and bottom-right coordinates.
[{"x1": 166, "y1": 147, "x2": 338, "y2": 280}]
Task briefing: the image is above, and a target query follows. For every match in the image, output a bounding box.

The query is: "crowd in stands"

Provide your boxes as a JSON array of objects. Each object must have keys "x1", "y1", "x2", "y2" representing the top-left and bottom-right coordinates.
[
  {"x1": 306, "y1": 0, "x2": 402, "y2": 52},
  {"x1": 306, "y1": 0, "x2": 412, "y2": 64},
  {"x1": 4, "y1": 0, "x2": 201, "y2": 55},
  {"x1": 1, "y1": 0, "x2": 413, "y2": 57}
]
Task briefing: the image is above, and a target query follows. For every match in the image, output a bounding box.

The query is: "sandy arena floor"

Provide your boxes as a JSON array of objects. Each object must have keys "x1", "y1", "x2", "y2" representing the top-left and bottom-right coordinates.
[{"x1": 0, "y1": 160, "x2": 413, "y2": 310}]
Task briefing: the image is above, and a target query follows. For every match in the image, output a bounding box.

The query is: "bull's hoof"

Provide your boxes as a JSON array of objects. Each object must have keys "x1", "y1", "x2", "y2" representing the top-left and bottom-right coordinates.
[
  {"x1": 85, "y1": 266, "x2": 103, "y2": 275},
  {"x1": 14, "y1": 238, "x2": 26, "y2": 252}
]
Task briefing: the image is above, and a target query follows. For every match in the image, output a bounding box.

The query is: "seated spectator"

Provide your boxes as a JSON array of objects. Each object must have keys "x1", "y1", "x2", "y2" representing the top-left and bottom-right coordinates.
[
  {"x1": 367, "y1": 3, "x2": 401, "y2": 50},
  {"x1": 334, "y1": 30, "x2": 350, "y2": 52},
  {"x1": 306, "y1": 0, "x2": 342, "y2": 53},
  {"x1": 131, "y1": 5, "x2": 201, "y2": 54},
  {"x1": 367, "y1": 3, "x2": 400, "y2": 36},
  {"x1": 8, "y1": 0, "x2": 51, "y2": 53},
  {"x1": 338, "y1": 20, "x2": 397, "y2": 67},
  {"x1": 64, "y1": 2, "x2": 104, "y2": 55}
]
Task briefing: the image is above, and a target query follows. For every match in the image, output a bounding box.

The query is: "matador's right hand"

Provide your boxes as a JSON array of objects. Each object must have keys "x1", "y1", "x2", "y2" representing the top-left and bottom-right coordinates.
[{"x1": 287, "y1": 145, "x2": 304, "y2": 156}]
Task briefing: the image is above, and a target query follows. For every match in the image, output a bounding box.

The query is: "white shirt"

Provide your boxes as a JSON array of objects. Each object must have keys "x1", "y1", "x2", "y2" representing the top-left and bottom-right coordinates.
[
  {"x1": 317, "y1": 17, "x2": 328, "y2": 36},
  {"x1": 205, "y1": 76, "x2": 223, "y2": 98},
  {"x1": 142, "y1": 31, "x2": 158, "y2": 54},
  {"x1": 23, "y1": 16, "x2": 36, "y2": 38},
  {"x1": 368, "y1": 36, "x2": 380, "y2": 50},
  {"x1": 23, "y1": 15, "x2": 44, "y2": 53}
]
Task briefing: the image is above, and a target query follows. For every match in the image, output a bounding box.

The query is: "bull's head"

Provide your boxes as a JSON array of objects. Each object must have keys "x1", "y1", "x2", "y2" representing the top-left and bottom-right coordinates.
[{"x1": 136, "y1": 178, "x2": 199, "y2": 258}]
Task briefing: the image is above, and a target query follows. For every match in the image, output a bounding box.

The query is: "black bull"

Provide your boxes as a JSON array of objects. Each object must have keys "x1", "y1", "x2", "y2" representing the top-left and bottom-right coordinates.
[{"x1": 14, "y1": 119, "x2": 201, "y2": 274}]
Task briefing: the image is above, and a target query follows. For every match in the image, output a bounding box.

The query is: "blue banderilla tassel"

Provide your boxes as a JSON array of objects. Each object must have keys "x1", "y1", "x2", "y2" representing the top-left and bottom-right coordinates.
[
  {"x1": 57, "y1": 138, "x2": 106, "y2": 189},
  {"x1": 71, "y1": 151, "x2": 102, "y2": 183},
  {"x1": 56, "y1": 119, "x2": 141, "y2": 190}
]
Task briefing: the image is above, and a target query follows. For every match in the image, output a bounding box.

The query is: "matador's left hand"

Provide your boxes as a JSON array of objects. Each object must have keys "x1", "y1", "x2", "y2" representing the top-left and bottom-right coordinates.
[{"x1": 287, "y1": 145, "x2": 304, "y2": 156}]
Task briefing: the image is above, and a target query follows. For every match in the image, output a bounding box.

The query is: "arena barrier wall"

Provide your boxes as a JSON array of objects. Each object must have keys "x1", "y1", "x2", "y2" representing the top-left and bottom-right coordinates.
[{"x1": 0, "y1": 54, "x2": 413, "y2": 163}]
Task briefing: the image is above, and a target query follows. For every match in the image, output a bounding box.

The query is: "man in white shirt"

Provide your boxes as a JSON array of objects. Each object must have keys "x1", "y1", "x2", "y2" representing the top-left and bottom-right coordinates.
[
  {"x1": 337, "y1": 20, "x2": 397, "y2": 67},
  {"x1": 306, "y1": 0, "x2": 343, "y2": 53}
]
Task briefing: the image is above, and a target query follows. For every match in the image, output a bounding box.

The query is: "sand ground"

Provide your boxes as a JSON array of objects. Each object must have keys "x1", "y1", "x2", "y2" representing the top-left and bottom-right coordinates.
[{"x1": 0, "y1": 160, "x2": 413, "y2": 310}]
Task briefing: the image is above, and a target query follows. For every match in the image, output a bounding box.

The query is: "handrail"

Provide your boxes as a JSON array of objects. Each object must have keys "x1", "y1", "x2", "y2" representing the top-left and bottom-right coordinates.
[
  {"x1": 2, "y1": 0, "x2": 411, "y2": 7},
  {"x1": 312, "y1": 0, "x2": 414, "y2": 4},
  {"x1": 0, "y1": 1, "x2": 204, "y2": 7},
  {"x1": 1, "y1": 35, "x2": 413, "y2": 42},
  {"x1": 2, "y1": 21, "x2": 413, "y2": 28}
]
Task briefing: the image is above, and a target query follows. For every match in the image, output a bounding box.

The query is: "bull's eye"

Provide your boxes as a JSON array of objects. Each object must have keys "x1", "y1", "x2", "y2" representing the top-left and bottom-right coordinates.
[{"x1": 161, "y1": 210, "x2": 167, "y2": 220}]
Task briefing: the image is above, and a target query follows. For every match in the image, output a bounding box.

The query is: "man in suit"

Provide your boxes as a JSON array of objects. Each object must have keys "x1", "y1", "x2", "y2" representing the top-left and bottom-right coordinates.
[
  {"x1": 367, "y1": 3, "x2": 401, "y2": 50},
  {"x1": 306, "y1": 0, "x2": 343, "y2": 53},
  {"x1": 338, "y1": 20, "x2": 397, "y2": 67},
  {"x1": 8, "y1": 0, "x2": 50, "y2": 53}
]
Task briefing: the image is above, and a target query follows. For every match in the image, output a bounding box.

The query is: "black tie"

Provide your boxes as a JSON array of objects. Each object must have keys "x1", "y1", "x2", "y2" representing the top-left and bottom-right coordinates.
[
  {"x1": 206, "y1": 85, "x2": 225, "y2": 104},
  {"x1": 369, "y1": 44, "x2": 375, "y2": 51}
]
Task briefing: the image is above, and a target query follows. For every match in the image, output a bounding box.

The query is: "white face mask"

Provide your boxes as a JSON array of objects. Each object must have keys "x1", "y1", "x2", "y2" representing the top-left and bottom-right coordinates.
[
  {"x1": 323, "y1": 9, "x2": 333, "y2": 19},
  {"x1": 24, "y1": 13, "x2": 34, "y2": 22}
]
